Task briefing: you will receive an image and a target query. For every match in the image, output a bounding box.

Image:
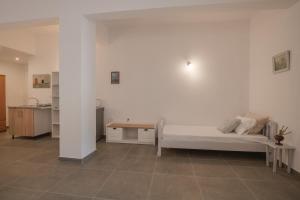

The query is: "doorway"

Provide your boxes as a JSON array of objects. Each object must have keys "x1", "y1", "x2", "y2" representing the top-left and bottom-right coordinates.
[{"x1": 0, "y1": 75, "x2": 6, "y2": 132}]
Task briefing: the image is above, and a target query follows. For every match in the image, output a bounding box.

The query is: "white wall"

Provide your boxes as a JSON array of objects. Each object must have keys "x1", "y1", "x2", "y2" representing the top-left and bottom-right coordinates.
[
  {"x1": 97, "y1": 21, "x2": 250, "y2": 125},
  {"x1": 27, "y1": 29, "x2": 59, "y2": 104},
  {"x1": 0, "y1": 61, "x2": 27, "y2": 125},
  {"x1": 0, "y1": 28, "x2": 36, "y2": 55},
  {"x1": 249, "y1": 2, "x2": 300, "y2": 171}
]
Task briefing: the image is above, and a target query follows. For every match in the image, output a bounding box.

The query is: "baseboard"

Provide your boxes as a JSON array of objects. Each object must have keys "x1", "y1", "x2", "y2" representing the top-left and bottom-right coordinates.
[{"x1": 59, "y1": 150, "x2": 97, "y2": 164}]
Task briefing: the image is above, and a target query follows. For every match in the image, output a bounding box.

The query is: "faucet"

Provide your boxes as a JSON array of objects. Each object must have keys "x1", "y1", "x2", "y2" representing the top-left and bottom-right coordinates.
[{"x1": 28, "y1": 97, "x2": 40, "y2": 107}]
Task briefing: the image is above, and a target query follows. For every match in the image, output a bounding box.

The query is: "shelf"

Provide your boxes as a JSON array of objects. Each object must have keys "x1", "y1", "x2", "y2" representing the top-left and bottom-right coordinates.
[{"x1": 52, "y1": 71, "x2": 60, "y2": 139}]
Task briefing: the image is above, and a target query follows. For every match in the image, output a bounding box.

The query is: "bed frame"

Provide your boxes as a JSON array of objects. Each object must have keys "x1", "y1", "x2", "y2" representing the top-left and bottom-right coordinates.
[{"x1": 157, "y1": 120, "x2": 278, "y2": 157}]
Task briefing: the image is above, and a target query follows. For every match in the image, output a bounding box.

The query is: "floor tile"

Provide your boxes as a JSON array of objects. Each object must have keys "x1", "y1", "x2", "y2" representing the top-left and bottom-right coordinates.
[
  {"x1": 24, "y1": 151, "x2": 59, "y2": 165},
  {"x1": 226, "y1": 159, "x2": 266, "y2": 167},
  {"x1": 198, "y1": 177, "x2": 254, "y2": 200},
  {"x1": 97, "y1": 171, "x2": 152, "y2": 200},
  {"x1": 127, "y1": 145, "x2": 157, "y2": 158},
  {"x1": 232, "y1": 165, "x2": 291, "y2": 181},
  {"x1": 50, "y1": 169, "x2": 112, "y2": 197},
  {"x1": 0, "y1": 163, "x2": 21, "y2": 187},
  {"x1": 0, "y1": 147, "x2": 38, "y2": 164},
  {"x1": 245, "y1": 180, "x2": 300, "y2": 200},
  {"x1": 192, "y1": 159, "x2": 237, "y2": 178},
  {"x1": 155, "y1": 157, "x2": 194, "y2": 176},
  {"x1": 37, "y1": 192, "x2": 93, "y2": 200},
  {"x1": 52, "y1": 159, "x2": 83, "y2": 168},
  {"x1": 3, "y1": 161, "x2": 42, "y2": 178},
  {"x1": 149, "y1": 174, "x2": 202, "y2": 200},
  {"x1": 97, "y1": 143, "x2": 132, "y2": 156},
  {"x1": 9, "y1": 165, "x2": 79, "y2": 191},
  {"x1": 83, "y1": 152, "x2": 124, "y2": 171},
  {"x1": 0, "y1": 138, "x2": 40, "y2": 149},
  {"x1": 117, "y1": 156, "x2": 156, "y2": 173},
  {"x1": 0, "y1": 187, "x2": 42, "y2": 200}
]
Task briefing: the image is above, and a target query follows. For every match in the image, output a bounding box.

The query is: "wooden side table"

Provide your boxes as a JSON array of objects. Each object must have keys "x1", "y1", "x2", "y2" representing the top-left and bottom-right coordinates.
[{"x1": 265, "y1": 141, "x2": 295, "y2": 173}]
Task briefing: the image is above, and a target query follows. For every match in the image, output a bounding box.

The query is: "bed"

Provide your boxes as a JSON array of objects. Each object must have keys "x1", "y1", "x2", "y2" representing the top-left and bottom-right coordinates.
[{"x1": 157, "y1": 120, "x2": 278, "y2": 156}]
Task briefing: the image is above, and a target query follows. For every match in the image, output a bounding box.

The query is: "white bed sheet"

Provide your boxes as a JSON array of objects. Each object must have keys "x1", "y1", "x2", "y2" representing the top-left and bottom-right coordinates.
[{"x1": 163, "y1": 125, "x2": 268, "y2": 144}]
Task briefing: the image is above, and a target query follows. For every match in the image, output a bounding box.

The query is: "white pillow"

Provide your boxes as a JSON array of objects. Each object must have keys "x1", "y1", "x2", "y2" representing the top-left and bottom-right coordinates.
[
  {"x1": 234, "y1": 116, "x2": 257, "y2": 135},
  {"x1": 218, "y1": 119, "x2": 241, "y2": 133}
]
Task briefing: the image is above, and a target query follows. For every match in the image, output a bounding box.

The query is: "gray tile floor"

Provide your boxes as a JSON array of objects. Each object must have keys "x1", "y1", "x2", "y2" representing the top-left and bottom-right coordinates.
[{"x1": 0, "y1": 132, "x2": 300, "y2": 200}]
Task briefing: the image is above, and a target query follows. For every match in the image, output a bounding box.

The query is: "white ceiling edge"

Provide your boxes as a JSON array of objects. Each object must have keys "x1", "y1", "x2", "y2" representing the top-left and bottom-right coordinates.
[{"x1": 92, "y1": 0, "x2": 298, "y2": 27}]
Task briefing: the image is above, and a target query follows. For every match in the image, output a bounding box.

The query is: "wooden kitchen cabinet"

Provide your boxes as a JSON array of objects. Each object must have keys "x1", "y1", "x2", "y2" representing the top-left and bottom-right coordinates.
[
  {"x1": 9, "y1": 108, "x2": 33, "y2": 137},
  {"x1": 8, "y1": 107, "x2": 51, "y2": 138}
]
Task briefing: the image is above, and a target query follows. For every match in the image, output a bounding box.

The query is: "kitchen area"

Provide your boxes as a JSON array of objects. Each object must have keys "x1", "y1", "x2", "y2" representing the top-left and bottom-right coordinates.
[
  {"x1": 7, "y1": 100, "x2": 104, "y2": 141},
  {"x1": 1, "y1": 69, "x2": 104, "y2": 143}
]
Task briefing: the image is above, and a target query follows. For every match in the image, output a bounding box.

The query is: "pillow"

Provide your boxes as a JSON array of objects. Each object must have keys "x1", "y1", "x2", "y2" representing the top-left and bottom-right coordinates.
[
  {"x1": 245, "y1": 112, "x2": 269, "y2": 134},
  {"x1": 234, "y1": 116, "x2": 257, "y2": 135},
  {"x1": 218, "y1": 119, "x2": 241, "y2": 133}
]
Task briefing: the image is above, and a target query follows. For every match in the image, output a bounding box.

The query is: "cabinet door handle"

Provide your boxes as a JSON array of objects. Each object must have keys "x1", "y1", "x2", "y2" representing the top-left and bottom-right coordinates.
[{"x1": 144, "y1": 129, "x2": 148, "y2": 131}]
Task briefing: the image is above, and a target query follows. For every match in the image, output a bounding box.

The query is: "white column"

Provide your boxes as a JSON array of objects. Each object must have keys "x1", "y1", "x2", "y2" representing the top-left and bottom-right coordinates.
[{"x1": 59, "y1": 14, "x2": 96, "y2": 159}]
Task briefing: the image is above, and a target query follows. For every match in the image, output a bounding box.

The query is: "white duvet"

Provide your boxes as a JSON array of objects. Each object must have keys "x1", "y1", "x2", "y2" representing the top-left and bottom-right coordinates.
[{"x1": 163, "y1": 125, "x2": 268, "y2": 143}]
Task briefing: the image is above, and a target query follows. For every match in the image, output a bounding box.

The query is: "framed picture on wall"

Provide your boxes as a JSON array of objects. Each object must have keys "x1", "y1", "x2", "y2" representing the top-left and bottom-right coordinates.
[
  {"x1": 33, "y1": 74, "x2": 51, "y2": 88},
  {"x1": 273, "y1": 50, "x2": 290, "y2": 73},
  {"x1": 111, "y1": 71, "x2": 120, "y2": 84}
]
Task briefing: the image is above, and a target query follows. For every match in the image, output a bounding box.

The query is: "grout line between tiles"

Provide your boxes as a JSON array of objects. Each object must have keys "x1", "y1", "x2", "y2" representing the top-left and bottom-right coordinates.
[
  {"x1": 226, "y1": 160, "x2": 259, "y2": 200},
  {"x1": 189, "y1": 152, "x2": 206, "y2": 200},
  {"x1": 145, "y1": 153, "x2": 157, "y2": 200},
  {"x1": 93, "y1": 143, "x2": 133, "y2": 199}
]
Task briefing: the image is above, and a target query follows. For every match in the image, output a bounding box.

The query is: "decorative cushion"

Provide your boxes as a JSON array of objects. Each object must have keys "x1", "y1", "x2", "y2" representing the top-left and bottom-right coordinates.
[
  {"x1": 218, "y1": 119, "x2": 241, "y2": 133},
  {"x1": 234, "y1": 116, "x2": 257, "y2": 135},
  {"x1": 245, "y1": 112, "x2": 269, "y2": 134}
]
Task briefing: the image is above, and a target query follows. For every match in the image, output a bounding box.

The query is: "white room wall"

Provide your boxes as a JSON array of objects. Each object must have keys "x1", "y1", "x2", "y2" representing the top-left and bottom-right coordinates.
[
  {"x1": 97, "y1": 21, "x2": 250, "y2": 125},
  {"x1": 0, "y1": 61, "x2": 27, "y2": 125},
  {"x1": 249, "y1": 2, "x2": 300, "y2": 171},
  {"x1": 0, "y1": 28, "x2": 36, "y2": 55},
  {"x1": 27, "y1": 27, "x2": 59, "y2": 104}
]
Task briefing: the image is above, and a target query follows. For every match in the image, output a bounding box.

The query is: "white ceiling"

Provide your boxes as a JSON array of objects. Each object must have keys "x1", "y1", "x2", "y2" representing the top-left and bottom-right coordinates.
[{"x1": 93, "y1": 0, "x2": 298, "y2": 27}]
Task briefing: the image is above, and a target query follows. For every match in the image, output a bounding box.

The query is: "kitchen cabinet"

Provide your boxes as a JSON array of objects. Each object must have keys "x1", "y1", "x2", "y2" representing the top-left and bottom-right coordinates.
[{"x1": 8, "y1": 107, "x2": 51, "y2": 138}]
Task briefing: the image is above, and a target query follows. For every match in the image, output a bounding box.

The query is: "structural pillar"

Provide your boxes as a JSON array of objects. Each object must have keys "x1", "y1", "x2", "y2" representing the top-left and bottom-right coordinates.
[{"x1": 59, "y1": 13, "x2": 96, "y2": 159}]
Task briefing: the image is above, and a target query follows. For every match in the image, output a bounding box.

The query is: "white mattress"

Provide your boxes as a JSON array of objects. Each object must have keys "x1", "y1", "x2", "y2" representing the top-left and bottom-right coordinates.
[{"x1": 163, "y1": 125, "x2": 267, "y2": 144}]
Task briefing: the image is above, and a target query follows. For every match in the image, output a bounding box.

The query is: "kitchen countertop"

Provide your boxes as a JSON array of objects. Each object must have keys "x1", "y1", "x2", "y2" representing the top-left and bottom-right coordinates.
[
  {"x1": 8, "y1": 105, "x2": 52, "y2": 110},
  {"x1": 9, "y1": 105, "x2": 103, "y2": 110}
]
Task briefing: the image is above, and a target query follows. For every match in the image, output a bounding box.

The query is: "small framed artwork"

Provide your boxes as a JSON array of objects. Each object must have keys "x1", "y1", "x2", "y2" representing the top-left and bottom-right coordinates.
[
  {"x1": 111, "y1": 71, "x2": 120, "y2": 84},
  {"x1": 33, "y1": 74, "x2": 51, "y2": 88},
  {"x1": 273, "y1": 50, "x2": 290, "y2": 73}
]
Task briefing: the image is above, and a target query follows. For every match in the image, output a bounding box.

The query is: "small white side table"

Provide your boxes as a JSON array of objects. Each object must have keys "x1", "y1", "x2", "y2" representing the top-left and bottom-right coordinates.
[{"x1": 264, "y1": 141, "x2": 295, "y2": 173}]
